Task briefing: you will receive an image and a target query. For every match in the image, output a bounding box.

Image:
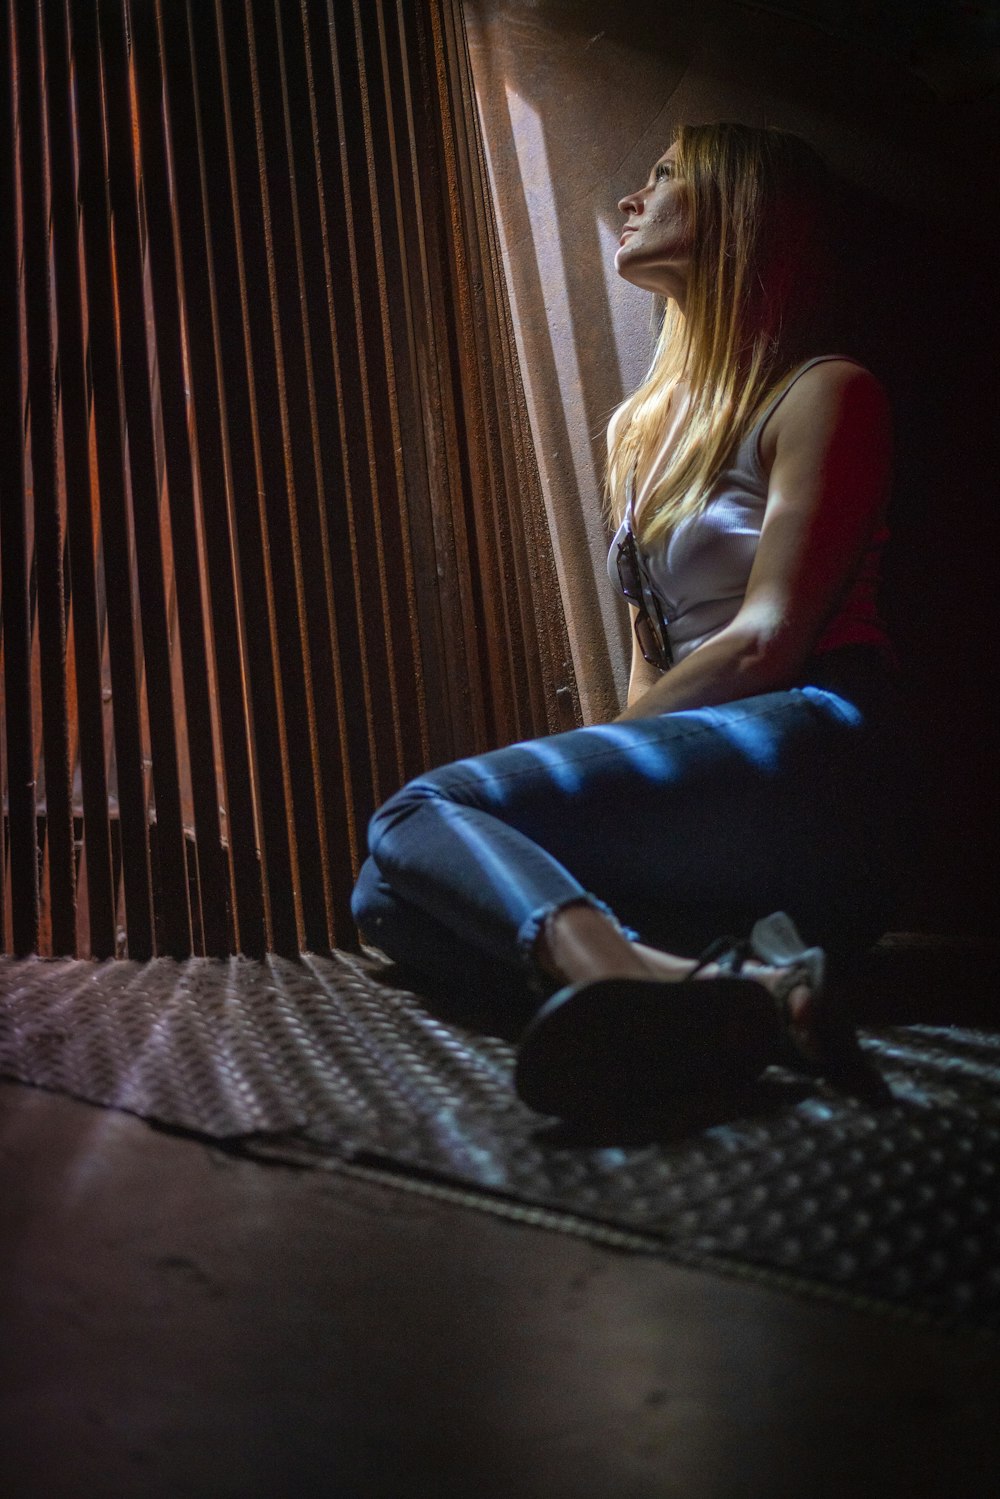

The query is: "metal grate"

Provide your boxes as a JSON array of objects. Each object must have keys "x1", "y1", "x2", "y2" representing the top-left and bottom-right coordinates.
[{"x1": 0, "y1": 0, "x2": 577, "y2": 959}]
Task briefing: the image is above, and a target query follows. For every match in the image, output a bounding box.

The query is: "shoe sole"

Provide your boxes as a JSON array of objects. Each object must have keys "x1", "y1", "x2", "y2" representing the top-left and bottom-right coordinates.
[{"x1": 514, "y1": 974, "x2": 777, "y2": 1124}]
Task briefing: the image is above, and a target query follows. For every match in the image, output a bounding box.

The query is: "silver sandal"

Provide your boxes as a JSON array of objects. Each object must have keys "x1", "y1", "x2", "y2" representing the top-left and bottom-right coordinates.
[{"x1": 719, "y1": 911, "x2": 864, "y2": 1077}]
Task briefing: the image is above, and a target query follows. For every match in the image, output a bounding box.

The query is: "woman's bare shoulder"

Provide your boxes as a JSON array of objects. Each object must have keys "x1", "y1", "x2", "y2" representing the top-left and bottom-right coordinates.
[{"x1": 758, "y1": 359, "x2": 888, "y2": 475}]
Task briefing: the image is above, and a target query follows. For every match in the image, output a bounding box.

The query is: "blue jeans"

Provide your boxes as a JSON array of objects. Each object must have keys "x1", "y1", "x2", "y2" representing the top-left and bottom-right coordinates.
[{"x1": 352, "y1": 647, "x2": 923, "y2": 1011}]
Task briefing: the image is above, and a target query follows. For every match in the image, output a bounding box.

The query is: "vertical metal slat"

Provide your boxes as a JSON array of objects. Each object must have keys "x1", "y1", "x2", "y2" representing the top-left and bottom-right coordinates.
[
  {"x1": 127, "y1": 0, "x2": 230, "y2": 955},
  {"x1": 154, "y1": 0, "x2": 266, "y2": 956},
  {"x1": 304, "y1": 0, "x2": 395, "y2": 823},
  {"x1": 232, "y1": 0, "x2": 331, "y2": 952},
  {"x1": 45, "y1": 0, "x2": 118, "y2": 961},
  {"x1": 69, "y1": 0, "x2": 154, "y2": 957},
  {"x1": 16, "y1": 0, "x2": 76, "y2": 952},
  {"x1": 392, "y1": 0, "x2": 492, "y2": 760},
  {"x1": 266, "y1": 0, "x2": 361, "y2": 945},
  {"x1": 186, "y1": 0, "x2": 298, "y2": 954},
  {"x1": 96, "y1": 0, "x2": 191, "y2": 956},
  {"x1": 1, "y1": 0, "x2": 40, "y2": 954}
]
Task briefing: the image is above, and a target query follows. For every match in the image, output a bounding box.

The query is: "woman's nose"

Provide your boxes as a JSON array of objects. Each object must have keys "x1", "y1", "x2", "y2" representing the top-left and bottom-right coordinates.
[{"x1": 618, "y1": 187, "x2": 643, "y2": 217}]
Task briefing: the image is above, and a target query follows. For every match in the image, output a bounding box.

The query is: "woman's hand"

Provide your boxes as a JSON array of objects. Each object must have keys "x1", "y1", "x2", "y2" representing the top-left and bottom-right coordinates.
[{"x1": 617, "y1": 361, "x2": 892, "y2": 720}]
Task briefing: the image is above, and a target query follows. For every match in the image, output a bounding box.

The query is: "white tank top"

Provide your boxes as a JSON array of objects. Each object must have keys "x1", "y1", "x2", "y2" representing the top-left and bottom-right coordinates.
[{"x1": 606, "y1": 355, "x2": 893, "y2": 666}]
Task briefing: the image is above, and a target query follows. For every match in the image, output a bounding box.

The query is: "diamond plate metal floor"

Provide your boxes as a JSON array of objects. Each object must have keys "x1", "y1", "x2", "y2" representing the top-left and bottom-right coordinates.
[{"x1": 2, "y1": 944, "x2": 998, "y2": 1334}]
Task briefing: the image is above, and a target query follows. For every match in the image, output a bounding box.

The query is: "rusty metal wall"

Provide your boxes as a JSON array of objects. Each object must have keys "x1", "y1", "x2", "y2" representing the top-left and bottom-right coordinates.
[{"x1": 0, "y1": 0, "x2": 578, "y2": 958}]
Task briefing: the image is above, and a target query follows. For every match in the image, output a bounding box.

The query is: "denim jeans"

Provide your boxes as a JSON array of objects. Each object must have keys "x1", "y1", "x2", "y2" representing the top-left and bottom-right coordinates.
[{"x1": 351, "y1": 647, "x2": 923, "y2": 1010}]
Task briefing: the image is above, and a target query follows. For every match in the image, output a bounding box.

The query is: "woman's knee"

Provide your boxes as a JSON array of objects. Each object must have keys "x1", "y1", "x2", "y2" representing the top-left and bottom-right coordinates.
[
  {"x1": 366, "y1": 758, "x2": 488, "y2": 862},
  {"x1": 366, "y1": 776, "x2": 440, "y2": 862},
  {"x1": 351, "y1": 855, "x2": 417, "y2": 970},
  {"x1": 351, "y1": 854, "x2": 419, "y2": 959}
]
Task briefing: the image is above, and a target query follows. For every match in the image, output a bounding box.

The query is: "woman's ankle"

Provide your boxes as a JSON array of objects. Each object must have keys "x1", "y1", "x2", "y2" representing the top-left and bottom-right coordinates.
[{"x1": 534, "y1": 901, "x2": 649, "y2": 987}]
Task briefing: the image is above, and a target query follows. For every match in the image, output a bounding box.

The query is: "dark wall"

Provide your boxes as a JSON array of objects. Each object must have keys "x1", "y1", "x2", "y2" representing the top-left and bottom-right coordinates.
[{"x1": 466, "y1": 0, "x2": 999, "y2": 937}]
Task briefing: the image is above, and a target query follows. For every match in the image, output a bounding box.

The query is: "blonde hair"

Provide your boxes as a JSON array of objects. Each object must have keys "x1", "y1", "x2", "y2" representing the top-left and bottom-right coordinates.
[{"x1": 605, "y1": 122, "x2": 849, "y2": 548}]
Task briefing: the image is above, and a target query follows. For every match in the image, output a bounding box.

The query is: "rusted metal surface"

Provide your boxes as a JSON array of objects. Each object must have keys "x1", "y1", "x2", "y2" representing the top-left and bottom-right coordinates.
[
  {"x1": 44, "y1": 0, "x2": 116, "y2": 958},
  {"x1": 16, "y1": 0, "x2": 76, "y2": 954},
  {"x1": 69, "y1": 0, "x2": 155, "y2": 958},
  {"x1": 1, "y1": 0, "x2": 578, "y2": 956},
  {"x1": 98, "y1": 0, "x2": 192, "y2": 957},
  {"x1": 156, "y1": 0, "x2": 266, "y2": 957},
  {"x1": 2, "y1": 0, "x2": 40, "y2": 955},
  {"x1": 186, "y1": 0, "x2": 301, "y2": 956},
  {"x1": 128, "y1": 0, "x2": 231, "y2": 958}
]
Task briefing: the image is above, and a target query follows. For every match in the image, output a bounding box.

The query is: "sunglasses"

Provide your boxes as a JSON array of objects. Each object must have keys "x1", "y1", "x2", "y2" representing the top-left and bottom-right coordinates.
[{"x1": 616, "y1": 528, "x2": 673, "y2": 669}]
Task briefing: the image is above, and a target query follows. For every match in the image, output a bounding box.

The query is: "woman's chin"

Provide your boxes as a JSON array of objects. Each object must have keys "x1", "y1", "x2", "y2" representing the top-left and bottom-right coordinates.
[{"x1": 614, "y1": 252, "x2": 645, "y2": 284}]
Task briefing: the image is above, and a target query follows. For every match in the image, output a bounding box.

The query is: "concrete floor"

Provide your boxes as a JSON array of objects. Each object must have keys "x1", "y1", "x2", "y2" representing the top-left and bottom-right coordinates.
[{"x1": 2, "y1": 1079, "x2": 999, "y2": 1498}]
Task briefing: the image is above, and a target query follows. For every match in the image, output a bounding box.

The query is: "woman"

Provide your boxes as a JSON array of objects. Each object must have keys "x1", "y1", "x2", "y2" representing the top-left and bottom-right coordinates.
[{"x1": 351, "y1": 122, "x2": 921, "y2": 1124}]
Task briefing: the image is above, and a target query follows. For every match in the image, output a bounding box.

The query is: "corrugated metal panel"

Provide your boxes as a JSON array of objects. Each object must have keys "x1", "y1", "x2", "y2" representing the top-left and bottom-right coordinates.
[{"x1": 0, "y1": 0, "x2": 579, "y2": 958}]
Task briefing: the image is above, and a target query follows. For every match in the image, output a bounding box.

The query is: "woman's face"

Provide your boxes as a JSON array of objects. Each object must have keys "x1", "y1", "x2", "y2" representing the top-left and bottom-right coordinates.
[{"x1": 615, "y1": 142, "x2": 692, "y2": 307}]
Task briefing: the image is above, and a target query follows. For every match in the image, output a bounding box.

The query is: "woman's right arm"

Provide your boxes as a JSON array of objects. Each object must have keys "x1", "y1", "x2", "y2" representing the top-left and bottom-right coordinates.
[
  {"x1": 626, "y1": 605, "x2": 666, "y2": 707},
  {"x1": 607, "y1": 407, "x2": 662, "y2": 710}
]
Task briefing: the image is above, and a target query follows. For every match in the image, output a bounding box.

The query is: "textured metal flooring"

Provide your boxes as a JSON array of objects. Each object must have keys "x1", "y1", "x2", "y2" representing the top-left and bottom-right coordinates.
[{"x1": 2, "y1": 950, "x2": 998, "y2": 1333}]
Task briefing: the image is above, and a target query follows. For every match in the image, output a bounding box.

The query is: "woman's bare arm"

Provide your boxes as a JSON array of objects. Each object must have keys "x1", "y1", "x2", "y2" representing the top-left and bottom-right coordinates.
[
  {"x1": 616, "y1": 363, "x2": 893, "y2": 721},
  {"x1": 626, "y1": 613, "x2": 665, "y2": 706}
]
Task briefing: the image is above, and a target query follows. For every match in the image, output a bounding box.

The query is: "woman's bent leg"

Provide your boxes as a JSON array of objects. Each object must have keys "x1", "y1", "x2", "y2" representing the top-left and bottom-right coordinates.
[
  {"x1": 355, "y1": 773, "x2": 636, "y2": 994},
  {"x1": 353, "y1": 663, "x2": 909, "y2": 998}
]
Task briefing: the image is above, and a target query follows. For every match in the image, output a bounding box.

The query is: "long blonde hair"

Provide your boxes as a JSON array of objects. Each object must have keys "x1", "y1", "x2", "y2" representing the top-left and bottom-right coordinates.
[{"x1": 606, "y1": 122, "x2": 850, "y2": 548}]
